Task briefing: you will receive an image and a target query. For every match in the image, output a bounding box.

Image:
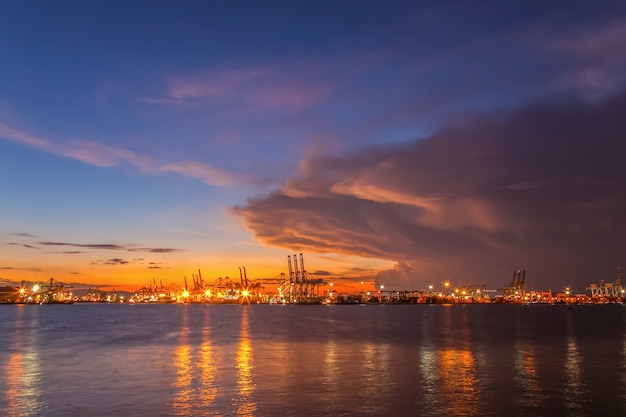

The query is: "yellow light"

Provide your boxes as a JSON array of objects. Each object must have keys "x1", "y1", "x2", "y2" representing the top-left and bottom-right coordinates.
[
  {"x1": 205, "y1": 290, "x2": 211, "y2": 297},
  {"x1": 242, "y1": 290, "x2": 249, "y2": 297},
  {"x1": 183, "y1": 290, "x2": 189, "y2": 298},
  {"x1": 19, "y1": 288, "x2": 25, "y2": 294},
  {"x1": 33, "y1": 284, "x2": 39, "y2": 293}
]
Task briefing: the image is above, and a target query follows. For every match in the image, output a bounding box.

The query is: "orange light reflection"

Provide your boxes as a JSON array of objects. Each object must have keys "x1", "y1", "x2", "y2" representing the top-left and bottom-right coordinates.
[
  {"x1": 437, "y1": 307, "x2": 479, "y2": 416},
  {"x1": 235, "y1": 307, "x2": 256, "y2": 416},
  {"x1": 2, "y1": 307, "x2": 42, "y2": 417},
  {"x1": 172, "y1": 308, "x2": 192, "y2": 416},
  {"x1": 199, "y1": 311, "x2": 218, "y2": 408}
]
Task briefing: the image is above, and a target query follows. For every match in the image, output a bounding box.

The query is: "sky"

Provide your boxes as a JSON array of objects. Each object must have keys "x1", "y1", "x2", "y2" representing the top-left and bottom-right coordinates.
[{"x1": 1, "y1": 0, "x2": 626, "y2": 293}]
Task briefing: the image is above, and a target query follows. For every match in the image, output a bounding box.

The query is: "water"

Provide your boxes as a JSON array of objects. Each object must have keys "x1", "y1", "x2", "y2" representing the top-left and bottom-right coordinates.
[{"x1": 1, "y1": 303, "x2": 625, "y2": 417}]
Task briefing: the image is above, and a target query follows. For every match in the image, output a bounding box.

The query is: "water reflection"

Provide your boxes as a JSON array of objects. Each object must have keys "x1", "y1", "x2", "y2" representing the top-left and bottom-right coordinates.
[
  {"x1": 199, "y1": 310, "x2": 218, "y2": 409},
  {"x1": 172, "y1": 307, "x2": 192, "y2": 416},
  {"x1": 235, "y1": 307, "x2": 256, "y2": 416},
  {"x1": 562, "y1": 312, "x2": 586, "y2": 415},
  {"x1": 420, "y1": 310, "x2": 438, "y2": 415},
  {"x1": 619, "y1": 312, "x2": 626, "y2": 404},
  {"x1": 322, "y1": 338, "x2": 339, "y2": 410},
  {"x1": 359, "y1": 342, "x2": 377, "y2": 409},
  {"x1": 2, "y1": 306, "x2": 42, "y2": 417},
  {"x1": 438, "y1": 306, "x2": 479, "y2": 416},
  {"x1": 514, "y1": 329, "x2": 544, "y2": 408},
  {"x1": 357, "y1": 340, "x2": 392, "y2": 414}
]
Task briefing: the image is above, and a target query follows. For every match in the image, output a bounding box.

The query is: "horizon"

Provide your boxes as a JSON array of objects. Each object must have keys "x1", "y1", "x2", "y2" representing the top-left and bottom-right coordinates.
[{"x1": 2, "y1": 1, "x2": 626, "y2": 293}]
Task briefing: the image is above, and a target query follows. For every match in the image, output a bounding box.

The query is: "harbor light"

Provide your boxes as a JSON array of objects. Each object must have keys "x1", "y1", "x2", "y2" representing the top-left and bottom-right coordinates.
[
  {"x1": 182, "y1": 290, "x2": 189, "y2": 298},
  {"x1": 33, "y1": 284, "x2": 39, "y2": 293}
]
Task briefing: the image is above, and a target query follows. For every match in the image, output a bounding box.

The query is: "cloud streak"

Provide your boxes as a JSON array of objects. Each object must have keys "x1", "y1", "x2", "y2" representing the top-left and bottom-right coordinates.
[
  {"x1": 0, "y1": 123, "x2": 239, "y2": 186},
  {"x1": 236, "y1": 92, "x2": 626, "y2": 289},
  {"x1": 36, "y1": 241, "x2": 180, "y2": 253},
  {"x1": 154, "y1": 64, "x2": 332, "y2": 111}
]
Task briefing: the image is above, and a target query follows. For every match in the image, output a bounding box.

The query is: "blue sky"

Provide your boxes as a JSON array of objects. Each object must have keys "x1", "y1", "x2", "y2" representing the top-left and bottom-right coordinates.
[{"x1": 1, "y1": 1, "x2": 626, "y2": 291}]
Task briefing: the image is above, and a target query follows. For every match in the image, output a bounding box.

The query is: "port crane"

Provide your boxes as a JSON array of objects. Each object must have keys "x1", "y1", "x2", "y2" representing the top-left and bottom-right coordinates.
[{"x1": 588, "y1": 267, "x2": 624, "y2": 300}]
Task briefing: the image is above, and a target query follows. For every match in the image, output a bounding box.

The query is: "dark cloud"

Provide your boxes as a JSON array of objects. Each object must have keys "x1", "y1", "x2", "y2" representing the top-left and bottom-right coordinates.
[
  {"x1": 9, "y1": 232, "x2": 36, "y2": 238},
  {"x1": 38, "y1": 242, "x2": 126, "y2": 250},
  {"x1": 148, "y1": 266, "x2": 163, "y2": 269},
  {"x1": 34, "y1": 242, "x2": 180, "y2": 254},
  {"x1": 131, "y1": 248, "x2": 179, "y2": 253},
  {"x1": 104, "y1": 258, "x2": 129, "y2": 265},
  {"x1": 7, "y1": 242, "x2": 40, "y2": 249},
  {"x1": 236, "y1": 93, "x2": 626, "y2": 291},
  {"x1": 0, "y1": 266, "x2": 42, "y2": 272}
]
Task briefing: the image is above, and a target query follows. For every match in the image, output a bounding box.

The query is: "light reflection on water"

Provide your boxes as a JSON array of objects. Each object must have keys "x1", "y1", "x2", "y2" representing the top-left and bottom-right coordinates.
[
  {"x1": 171, "y1": 306, "x2": 192, "y2": 415},
  {"x1": 235, "y1": 307, "x2": 256, "y2": 416},
  {"x1": 0, "y1": 304, "x2": 626, "y2": 416},
  {"x1": 199, "y1": 309, "x2": 218, "y2": 410},
  {"x1": 438, "y1": 305, "x2": 479, "y2": 417},
  {"x1": 622, "y1": 317, "x2": 626, "y2": 404},
  {"x1": 562, "y1": 312, "x2": 587, "y2": 415},
  {"x1": 514, "y1": 314, "x2": 545, "y2": 410},
  {"x1": 2, "y1": 306, "x2": 42, "y2": 417}
]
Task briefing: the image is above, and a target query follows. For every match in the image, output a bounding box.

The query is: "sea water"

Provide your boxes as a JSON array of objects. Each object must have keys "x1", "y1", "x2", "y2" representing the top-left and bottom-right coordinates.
[{"x1": 1, "y1": 303, "x2": 625, "y2": 416}]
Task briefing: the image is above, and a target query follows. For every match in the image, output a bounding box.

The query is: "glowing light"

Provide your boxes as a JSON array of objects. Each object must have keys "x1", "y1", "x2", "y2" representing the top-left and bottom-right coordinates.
[
  {"x1": 182, "y1": 290, "x2": 189, "y2": 298},
  {"x1": 242, "y1": 290, "x2": 249, "y2": 297},
  {"x1": 32, "y1": 284, "x2": 39, "y2": 293},
  {"x1": 205, "y1": 290, "x2": 211, "y2": 297}
]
